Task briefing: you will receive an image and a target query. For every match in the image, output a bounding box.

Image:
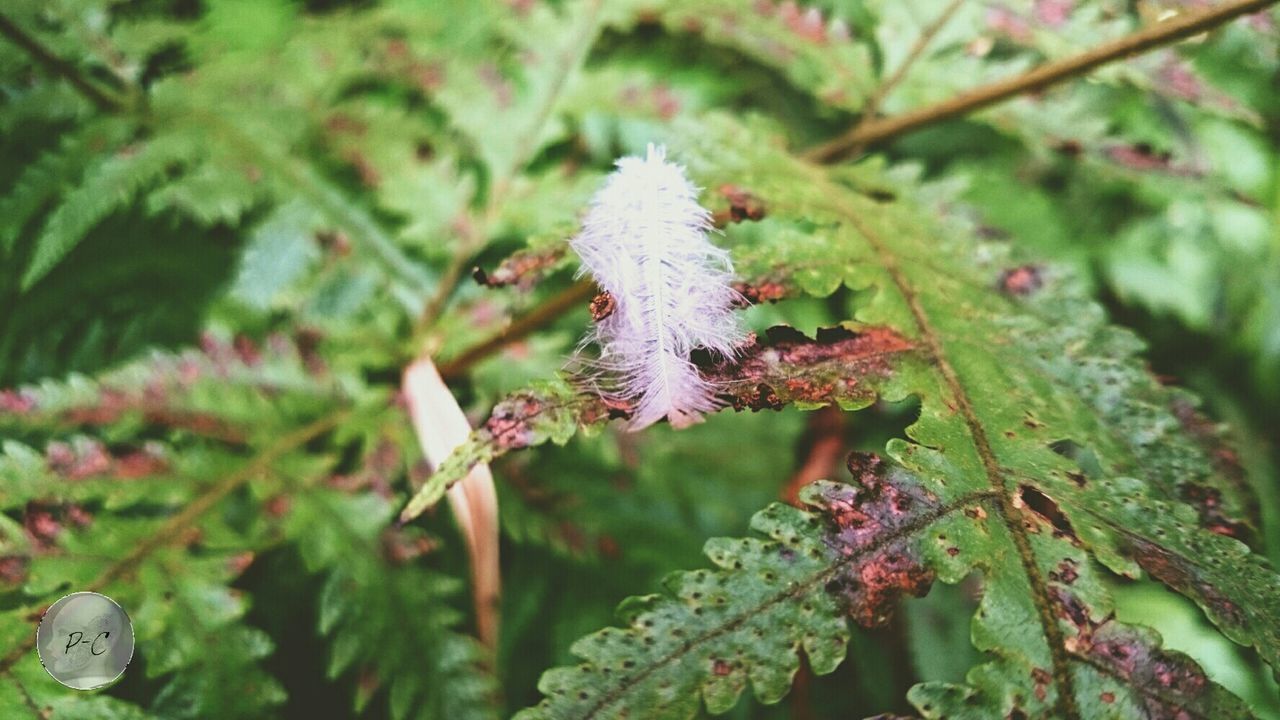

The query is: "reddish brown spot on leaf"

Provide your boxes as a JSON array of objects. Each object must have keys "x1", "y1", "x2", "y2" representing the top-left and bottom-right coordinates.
[
  {"x1": 0, "y1": 389, "x2": 36, "y2": 413},
  {"x1": 0, "y1": 556, "x2": 29, "y2": 585},
  {"x1": 1049, "y1": 558, "x2": 1079, "y2": 585},
  {"x1": 1125, "y1": 536, "x2": 1246, "y2": 631},
  {"x1": 732, "y1": 278, "x2": 788, "y2": 306},
  {"x1": 703, "y1": 325, "x2": 914, "y2": 411},
  {"x1": 998, "y1": 265, "x2": 1043, "y2": 296},
  {"x1": 810, "y1": 453, "x2": 938, "y2": 628},
  {"x1": 24, "y1": 503, "x2": 62, "y2": 549},
  {"x1": 1053, "y1": 586, "x2": 1221, "y2": 716},
  {"x1": 227, "y1": 552, "x2": 255, "y2": 577},
  {"x1": 1031, "y1": 667, "x2": 1052, "y2": 701},
  {"x1": 264, "y1": 495, "x2": 291, "y2": 518},
  {"x1": 1169, "y1": 398, "x2": 1255, "y2": 541},
  {"x1": 485, "y1": 394, "x2": 545, "y2": 450},
  {"x1": 718, "y1": 184, "x2": 767, "y2": 223}
]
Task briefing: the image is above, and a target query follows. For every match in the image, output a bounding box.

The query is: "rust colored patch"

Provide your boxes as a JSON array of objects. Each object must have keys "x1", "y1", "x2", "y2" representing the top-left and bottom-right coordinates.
[
  {"x1": 589, "y1": 291, "x2": 616, "y2": 322},
  {"x1": 227, "y1": 552, "x2": 255, "y2": 577},
  {"x1": 0, "y1": 555, "x2": 27, "y2": 585},
  {"x1": 264, "y1": 495, "x2": 291, "y2": 518},
  {"x1": 998, "y1": 265, "x2": 1044, "y2": 296},
  {"x1": 24, "y1": 503, "x2": 62, "y2": 549},
  {"x1": 316, "y1": 230, "x2": 352, "y2": 256},
  {"x1": 1049, "y1": 558, "x2": 1079, "y2": 585},
  {"x1": 1125, "y1": 535, "x2": 1246, "y2": 631},
  {"x1": 0, "y1": 389, "x2": 36, "y2": 413},
  {"x1": 47, "y1": 439, "x2": 169, "y2": 481},
  {"x1": 1031, "y1": 667, "x2": 1052, "y2": 701},
  {"x1": 1169, "y1": 397, "x2": 1254, "y2": 541},
  {"x1": 811, "y1": 453, "x2": 938, "y2": 628},
  {"x1": 485, "y1": 395, "x2": 544, "y2": 450},
  {"x1": 66, "y1": 504, "x2": 92, "y2": 528},
  {"x1": 779, "y1": 1, "x2": 828, "y2": 43},
  {"x1": 473, "y1": 245, "x2": 567, "y2": 289},
  {"x1": 1052, "y1": 584, "x2": 1226, "y2": 717},
  {"x1": 596, "y1": 534, "x2": 620, "y2": 559},
  {"x1": 731, "y1": 383, "x2": 784, "y2": 413},
  {"x1": 732, "y1": 278, "x2": 788, "y2": 306},
  {"x1": 702, "y1": 325, "x2": 913, "y2": 412},
  {"x1": 1055, "y1": 139, "x2": 1083, "y2": 157},
  {"x1": 1181, "y1": 483, "x2": 1248, "y2": 540},
  {"x1": 711, "y1": 658, "x2": 731, "y2": 676},
  {"x1": 717, "y1": 184, "x2": 767, "y2": 224},
  {"x1": 1105, "y1": 143, "x2": 1199, "y2": 177},
  {"x1": 599, "y1": 395, "x2": 635, "y2": 421},
  {"x1": 115, "y1": 446, "x2": 170, "y2": 479}
]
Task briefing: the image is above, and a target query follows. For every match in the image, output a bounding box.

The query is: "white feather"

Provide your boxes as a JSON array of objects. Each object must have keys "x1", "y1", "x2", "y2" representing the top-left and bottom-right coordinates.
[{"x1": 570, "y1": 144, "x2": 744, "y2": 430}]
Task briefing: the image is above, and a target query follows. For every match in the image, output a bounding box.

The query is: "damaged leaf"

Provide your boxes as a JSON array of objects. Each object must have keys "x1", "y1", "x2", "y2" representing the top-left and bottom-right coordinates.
[{"x1": 506, "y1": 117, "x2": 1280, "y2": 718}]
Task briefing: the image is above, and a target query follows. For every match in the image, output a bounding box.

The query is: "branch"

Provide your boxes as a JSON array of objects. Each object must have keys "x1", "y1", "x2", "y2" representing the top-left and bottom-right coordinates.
[
  {"x1": 0, "y1": 12, "x2": 123, "y2": 112},
  {"x1": 807, "y1": 0, "x2": 1279, "y2": 162},
  {"x1": 851, "y1": 0, "x2": 964, "y2": 154},
  {"x1": 438, "y1": 280, "x2": 596, "y2": 380}
]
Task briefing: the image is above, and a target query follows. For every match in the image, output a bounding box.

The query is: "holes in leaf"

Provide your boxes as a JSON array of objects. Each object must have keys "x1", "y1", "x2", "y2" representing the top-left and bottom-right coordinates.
[{"x1": 1017, "y1": 485, "x2": 1076, "y2": 540}]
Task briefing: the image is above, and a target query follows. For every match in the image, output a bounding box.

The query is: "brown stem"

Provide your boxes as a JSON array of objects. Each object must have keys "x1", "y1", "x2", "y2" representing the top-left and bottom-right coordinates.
[
  {"x1": 0, "y1": 12, "x2": 122, "y2": 112},
  {"x1": 851, "y1": 0, "x2": 965, "y2": 156},
  {"x1": 781, "y1": 405, "x2": 845, "y2": 507},
  {"x1": 807, "y1": 0, "x2": 1279, "y2": 162},
  {"x1": 438, "y1": 280, "x2": 596, "y2": 380}
]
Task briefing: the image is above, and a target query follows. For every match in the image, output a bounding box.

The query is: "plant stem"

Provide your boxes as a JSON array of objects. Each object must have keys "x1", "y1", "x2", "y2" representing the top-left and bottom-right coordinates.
[
  {"x1": 807, "y1": 0, "x2": 1279, "y2": 162},
  {"x1": 0, "y1": 12, "x2": 123, "y2": 112},
  {"x1": 438, "y1": 280, "x2": 595, "y2": 380},
  {"x1": 851, "y1": 0, "x2": 965, "y2": 155}
]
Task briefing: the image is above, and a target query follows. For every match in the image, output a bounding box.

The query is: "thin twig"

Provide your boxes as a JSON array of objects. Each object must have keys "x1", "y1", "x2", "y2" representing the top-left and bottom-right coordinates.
[
  {"x1": 0, "y1": 12, "x2": 122, "y2": 112},
  {"x1": 851, "y1": 0, "x2": 965, "y2": 156},
  {"x1": 807, "y1": 0, "x2": 1279, "y2": 162},
  {"x1": 438, "y1": 280, "x2": 595, "y2": 380},
  {"x1": 0, "y1": 411, "x2": 347, "y2": 674}
]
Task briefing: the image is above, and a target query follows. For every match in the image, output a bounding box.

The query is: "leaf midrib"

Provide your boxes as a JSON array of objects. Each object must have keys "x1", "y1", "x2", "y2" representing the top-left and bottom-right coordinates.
[
  {"x1": 837, "y1": 200, "x2": 1083, "y2": 719},
  {"x1": 575, "y1": 491, "x2": 995, "y2": 720}
]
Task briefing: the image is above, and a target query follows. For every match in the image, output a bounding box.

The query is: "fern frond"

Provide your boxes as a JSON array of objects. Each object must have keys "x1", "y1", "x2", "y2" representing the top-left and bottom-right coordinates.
[
  {"x1": 20, "y1": 132, "x2": 201, "y2": 289},
  {"x1": 0, "y1": 118, "x2": 134, "y2": 254},
  {"x1": 441, "y1": 117, "x2": 1280, "y2": 718}
]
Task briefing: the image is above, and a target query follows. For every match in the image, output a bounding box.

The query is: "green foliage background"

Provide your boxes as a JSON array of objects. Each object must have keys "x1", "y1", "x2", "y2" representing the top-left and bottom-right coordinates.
[{"x1": 1, "y1": 0, "x2": 1279, "y2": 718}]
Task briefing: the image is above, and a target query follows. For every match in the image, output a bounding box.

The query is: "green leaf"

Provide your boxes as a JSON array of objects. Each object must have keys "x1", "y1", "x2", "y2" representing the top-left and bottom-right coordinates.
[
  {"x1": 21, "y1": 133, "x2": 201, "y2": 290},
  {"x1": 503, "y1": 117, "x2": 1280, "y2": 718}
]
